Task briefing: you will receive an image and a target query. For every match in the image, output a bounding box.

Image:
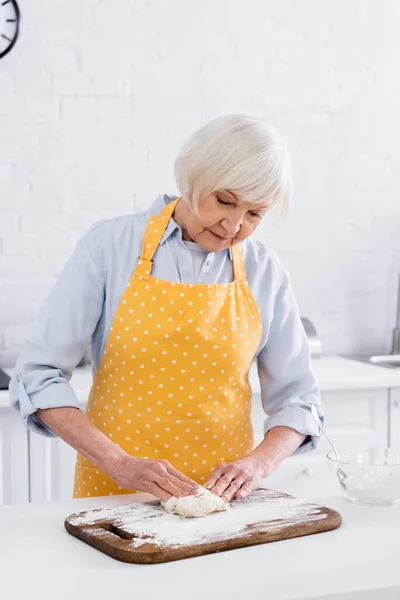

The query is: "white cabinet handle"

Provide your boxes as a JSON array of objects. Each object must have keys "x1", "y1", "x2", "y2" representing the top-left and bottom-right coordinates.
[{"x1": 302, "y1": 467, "x2": 314, "y2": 477}]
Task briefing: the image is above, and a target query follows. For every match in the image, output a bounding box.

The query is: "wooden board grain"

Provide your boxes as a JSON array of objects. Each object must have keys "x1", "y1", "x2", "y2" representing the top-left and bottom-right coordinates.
[{"x1": 64, "y1": 489, "x2": 342, "y2": 564}]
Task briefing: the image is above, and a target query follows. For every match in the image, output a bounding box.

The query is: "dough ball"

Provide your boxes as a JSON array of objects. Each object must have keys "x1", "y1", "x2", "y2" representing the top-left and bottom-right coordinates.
[{"x1": 162, "y1": 486, "x2": 229, "y2": 518}]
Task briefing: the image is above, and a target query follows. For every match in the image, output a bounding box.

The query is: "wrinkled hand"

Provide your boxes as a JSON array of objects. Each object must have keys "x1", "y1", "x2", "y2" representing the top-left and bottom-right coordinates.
[
  {"x1": 204, "y1": 455, "x2": 270, "y2": 501},
  {"x1": 106, "y1": 455, "x2": 200, "y2": 501}
]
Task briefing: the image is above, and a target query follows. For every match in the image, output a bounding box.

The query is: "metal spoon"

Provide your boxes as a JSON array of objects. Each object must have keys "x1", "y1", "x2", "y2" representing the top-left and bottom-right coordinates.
[{"x1": 310, "y1": 404, "x2": 347, "y2": 489}]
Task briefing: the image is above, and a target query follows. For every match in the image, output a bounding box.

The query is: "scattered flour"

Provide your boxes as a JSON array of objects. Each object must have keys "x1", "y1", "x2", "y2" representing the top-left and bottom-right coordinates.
[
  {"x1": 68, "y1": 489, "x2": 327, "y2": 548},
  {"x1": 344, "y1": 466, "x2": 400, "y2": 503}
]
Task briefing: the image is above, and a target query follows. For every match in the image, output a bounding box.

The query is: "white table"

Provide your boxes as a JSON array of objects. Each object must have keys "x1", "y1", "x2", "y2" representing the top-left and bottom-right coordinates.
[{"x1": 1, "y1": 486, "x2": 399, "y2": 600}]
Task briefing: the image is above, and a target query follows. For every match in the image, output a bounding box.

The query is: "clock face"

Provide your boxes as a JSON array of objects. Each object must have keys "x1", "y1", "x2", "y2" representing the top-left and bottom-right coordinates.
[{"x1": 0, "y1": 0, "x2": 20, "y2": 59}]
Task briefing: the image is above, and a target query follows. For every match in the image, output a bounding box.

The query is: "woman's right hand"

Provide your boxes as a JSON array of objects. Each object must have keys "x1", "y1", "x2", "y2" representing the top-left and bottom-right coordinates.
[{"x1": 104, "y1": 454, "x2": 200, "y2": 500}]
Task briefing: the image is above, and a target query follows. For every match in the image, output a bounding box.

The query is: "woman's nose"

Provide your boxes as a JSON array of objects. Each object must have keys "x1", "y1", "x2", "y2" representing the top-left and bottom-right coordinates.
[{"x1": 221, "y1": 215, "x2": 243, "y2": 236}]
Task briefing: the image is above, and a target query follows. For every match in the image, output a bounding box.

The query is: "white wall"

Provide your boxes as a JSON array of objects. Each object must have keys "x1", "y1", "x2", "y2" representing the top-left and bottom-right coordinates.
[{"x1": 1, "y1": 0, "x2": 400, "y2": 366}]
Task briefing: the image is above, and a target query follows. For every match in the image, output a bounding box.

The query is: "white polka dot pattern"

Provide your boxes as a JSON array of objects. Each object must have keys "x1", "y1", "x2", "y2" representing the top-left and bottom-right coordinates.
[{"x1": 73, "y1": 198, "x2": 262, "y2": 499}]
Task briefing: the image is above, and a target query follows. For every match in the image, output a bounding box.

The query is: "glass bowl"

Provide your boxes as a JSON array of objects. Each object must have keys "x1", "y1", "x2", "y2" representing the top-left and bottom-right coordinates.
[{"x1": 326, "y1": 448, "x2": 400, "y2": 505}]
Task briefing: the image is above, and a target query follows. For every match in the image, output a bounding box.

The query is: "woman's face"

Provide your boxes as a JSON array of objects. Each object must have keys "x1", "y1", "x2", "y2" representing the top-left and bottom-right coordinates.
[{"x1": 174, "y1": 190, "x2": 269, "y2": 251}]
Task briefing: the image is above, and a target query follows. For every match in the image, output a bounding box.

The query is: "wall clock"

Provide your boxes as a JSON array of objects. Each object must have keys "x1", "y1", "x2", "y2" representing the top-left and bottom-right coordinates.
[{"x1": 0, "y1": 0, "x2": 20, "y2": 59}]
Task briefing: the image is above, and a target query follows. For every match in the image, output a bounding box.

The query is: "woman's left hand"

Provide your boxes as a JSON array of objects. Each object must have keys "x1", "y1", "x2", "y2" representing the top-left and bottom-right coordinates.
[{"x1": 203, "y1": 455, "x2": 270, "y2": 501}]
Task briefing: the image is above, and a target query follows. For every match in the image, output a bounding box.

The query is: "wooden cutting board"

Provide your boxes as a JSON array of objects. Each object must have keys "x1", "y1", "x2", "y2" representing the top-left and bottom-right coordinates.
[{"x1": 64, "y1": 488, "x2": 342, "y2": 564}]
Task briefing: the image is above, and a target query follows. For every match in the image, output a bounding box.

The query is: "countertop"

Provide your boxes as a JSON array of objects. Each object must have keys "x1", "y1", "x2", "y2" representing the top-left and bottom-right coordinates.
[
  {"x1": 2, "y1": 355, "x2": 400, "y2": 410},
  {"x1": 1, "y1": 485, "x2": 399, "y2": 600}
]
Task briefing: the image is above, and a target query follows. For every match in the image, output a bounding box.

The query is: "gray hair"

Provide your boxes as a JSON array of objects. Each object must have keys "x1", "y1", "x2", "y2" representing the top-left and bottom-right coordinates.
[{"x1": 174, "y1": 114, "x2": 292, "y2": 222}]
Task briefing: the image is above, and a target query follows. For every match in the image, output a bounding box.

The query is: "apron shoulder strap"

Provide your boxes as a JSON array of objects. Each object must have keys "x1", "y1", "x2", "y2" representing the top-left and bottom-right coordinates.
[
  {"x1": 230, "y1": 245, "x2": 246, "y2": 282},
  {"x1": 134, "y1": 198, "x2": 180, "y2": 277}
]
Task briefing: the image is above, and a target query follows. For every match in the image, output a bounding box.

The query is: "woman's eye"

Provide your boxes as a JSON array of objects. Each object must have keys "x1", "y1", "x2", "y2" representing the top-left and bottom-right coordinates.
[
  {"x1": 217, "y1": 198, "x2": 231, "y2": 206},
  {"x1": 249, "y1": 212, "x2": 261, "y2": 219}
]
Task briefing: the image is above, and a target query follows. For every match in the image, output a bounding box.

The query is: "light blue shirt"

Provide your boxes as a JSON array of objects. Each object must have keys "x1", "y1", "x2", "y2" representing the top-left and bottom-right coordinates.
[{"x1": 9, "y1": 194, "x2": 323, "y2": 454}]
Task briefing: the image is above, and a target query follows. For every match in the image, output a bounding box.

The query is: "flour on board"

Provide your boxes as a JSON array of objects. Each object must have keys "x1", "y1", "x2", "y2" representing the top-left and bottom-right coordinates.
[{"x1": 68, "y1": 489, "x2": 328, "y2": 548}]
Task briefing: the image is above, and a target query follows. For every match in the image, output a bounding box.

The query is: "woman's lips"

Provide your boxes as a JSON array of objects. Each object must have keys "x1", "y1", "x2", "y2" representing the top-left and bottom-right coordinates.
[{"x1": 209, "y1": 231, "x2": 229, "y2": 241}]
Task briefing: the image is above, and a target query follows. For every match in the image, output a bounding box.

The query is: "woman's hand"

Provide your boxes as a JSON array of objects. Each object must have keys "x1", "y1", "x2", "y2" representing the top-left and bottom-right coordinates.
[
  {"x1": 105, "y1": 455, "x2": 200, "y2": 501},
  {"x1": 204, "y1": 455, "x2": 270, "y2": 501},
  {"x1": 204, "y1": 427, "x2": 307, "y2": 501}
]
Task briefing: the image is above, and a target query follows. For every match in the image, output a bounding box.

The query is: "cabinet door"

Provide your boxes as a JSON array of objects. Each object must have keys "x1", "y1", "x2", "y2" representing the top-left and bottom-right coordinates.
[
  {"x1": 29, "y1": 400, "x2": 87, "y2": 503},
  {"x1": 29, "y1": 432, "x2": 79, "y2": 502},
  {"x1": 390, "y1": 388, "x2": 400, "y2": 447},
  {"x1": 252, "y1": 387, "x2": 389, "y2": 454},
  {"x1": 0, "y1": 407, "x2": 29, "y2": 505},
  {"x1": 320, "y1": 388, "x2": 389, "y2": 450}
]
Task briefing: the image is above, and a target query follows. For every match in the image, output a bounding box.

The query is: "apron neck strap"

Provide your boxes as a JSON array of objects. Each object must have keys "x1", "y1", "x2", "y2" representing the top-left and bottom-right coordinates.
[
  {"x1": 135, "y1": 199, "x2": 179, "y2": 276},
  {"x1": 137, "y1": 197, "x2": 246, "y2": 282},
  {"x1": 139, "y1": 198, "x2": 179, "y2": 263},
  {"x1": 230, "y1": 245, "x2": 246, "y2": 282}
]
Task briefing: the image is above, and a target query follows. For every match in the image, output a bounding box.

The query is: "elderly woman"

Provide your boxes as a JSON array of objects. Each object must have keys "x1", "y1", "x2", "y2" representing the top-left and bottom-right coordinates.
[{"x1": 10, "y1": 114, "x2": 322, "y2": 503}]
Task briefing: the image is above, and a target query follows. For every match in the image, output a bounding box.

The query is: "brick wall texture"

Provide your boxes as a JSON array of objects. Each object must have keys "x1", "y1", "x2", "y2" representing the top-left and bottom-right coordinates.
[{"x1": 1, "y1": 0, "x2": 400, "y2": 366}]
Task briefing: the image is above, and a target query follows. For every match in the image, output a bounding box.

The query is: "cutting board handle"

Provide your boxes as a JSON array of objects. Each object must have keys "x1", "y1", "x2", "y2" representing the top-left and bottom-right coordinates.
[{"x1": 65, "y1": 521, "x2": 157, "y2": 563}]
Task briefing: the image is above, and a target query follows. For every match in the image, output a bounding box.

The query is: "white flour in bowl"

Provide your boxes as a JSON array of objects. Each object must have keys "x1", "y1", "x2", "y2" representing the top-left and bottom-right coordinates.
[
  {"x1": 68, "y1": 489, "x2": 328, "y2": 548},
  {"x1": 343, "y1": 465, "x2": 400, "y2": 503}
]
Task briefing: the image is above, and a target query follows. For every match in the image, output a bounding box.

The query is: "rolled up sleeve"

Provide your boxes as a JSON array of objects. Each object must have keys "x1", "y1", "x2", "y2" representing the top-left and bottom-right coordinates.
[
  {"x1": 9, "y1": 223, "x2": 105, "y2": 437},
  {"x1": 257, "y1": 268, "x2": 323, "y2": 455}
]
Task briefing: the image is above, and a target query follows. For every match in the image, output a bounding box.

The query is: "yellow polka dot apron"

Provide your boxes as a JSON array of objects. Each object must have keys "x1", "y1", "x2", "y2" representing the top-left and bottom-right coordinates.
[{"x1": 73, "y1": 198, "x2": 262, "y2": 498}]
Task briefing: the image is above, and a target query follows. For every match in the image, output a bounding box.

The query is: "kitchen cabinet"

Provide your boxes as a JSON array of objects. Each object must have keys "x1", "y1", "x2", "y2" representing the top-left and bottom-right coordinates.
[
  {"x1": 316, "y1": 387, "x2": 389, "y2": 449},
  {"x1": 28, "y1": 398, "x2": 87, "y2": 503},
  {"x1": 29, "y1": 428, "x2": 80, "y2": 503},
  {"x1": 23, "y1": 370, "x2": 91, "y2": 503},
  {"x1": 252, "y1": 387, "x2": 389, "y2": 451},
  {"x1": 390, "y1": 388, "x2": 400, "y2": 447},
  {"x1": 0, "y1": 406, "x2": 29, "y2": 505}
]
